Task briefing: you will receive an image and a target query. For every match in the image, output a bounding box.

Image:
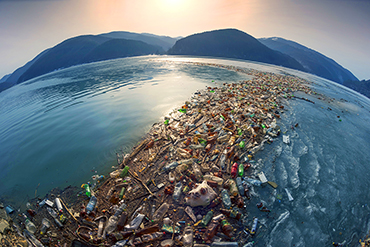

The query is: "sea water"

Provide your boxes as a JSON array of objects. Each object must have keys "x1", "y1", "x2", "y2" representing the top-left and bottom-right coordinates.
[{"x1": 1, "y1": 55, "x2": 370, "y2": 246}]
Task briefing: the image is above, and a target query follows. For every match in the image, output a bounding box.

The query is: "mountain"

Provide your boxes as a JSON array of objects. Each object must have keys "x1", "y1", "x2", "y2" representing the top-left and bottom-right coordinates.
[
  {"x1": 17, "y1": 35, "x2": 163, "y2": 84},
  {"x1": 168, "y1": 29, "x2": 305, "y2": 71},
  {"x1": 258, "y1": 37, "x2": 358, "y2": 83},
  {"x1": 99, "y1": 31, "x2": 179, "y2": 51},
  {"x1": 2, "y1": 32, "x2": 179, "y2": 90},
  {"x1": 343, "y1": 79, "x2": 370, "y2": 98}
]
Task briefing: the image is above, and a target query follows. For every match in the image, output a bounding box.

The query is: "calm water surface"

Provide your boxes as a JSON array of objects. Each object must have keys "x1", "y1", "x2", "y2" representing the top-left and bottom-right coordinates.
[{"x1": 1, "y1": 55, "x2": 370, "y2": 246}]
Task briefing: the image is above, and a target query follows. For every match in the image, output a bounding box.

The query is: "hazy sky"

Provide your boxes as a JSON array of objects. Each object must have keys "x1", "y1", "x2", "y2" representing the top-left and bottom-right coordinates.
[{"x1": 0, "y1": 0, "x2": 369, "y2": 80}]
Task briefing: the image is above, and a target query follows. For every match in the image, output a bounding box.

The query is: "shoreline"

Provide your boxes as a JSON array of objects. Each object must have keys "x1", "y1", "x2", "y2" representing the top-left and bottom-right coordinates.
[{"x1": 0, "y1": 63, "x2": 326, "y2": 246}]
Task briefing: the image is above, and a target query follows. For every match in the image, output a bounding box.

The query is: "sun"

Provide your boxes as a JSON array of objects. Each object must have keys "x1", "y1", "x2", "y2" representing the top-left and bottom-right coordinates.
[{"x1": 161, "y1": 0, "x2": 184, "y2": 10}]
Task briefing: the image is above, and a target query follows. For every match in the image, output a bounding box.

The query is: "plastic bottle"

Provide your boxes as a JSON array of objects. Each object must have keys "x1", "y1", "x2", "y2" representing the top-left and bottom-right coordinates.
[
  {"x1": 243, "y1": 242, "x2": 255, "y2": 247},
  {"x1": 201, "y1": 210, "x2": 213, "y2": 227},
  {"x1": 239, "y1": 140, "x2": 245, "y2": 149},
  {"x1": 163, "y1": 161, "x2": 179, "y2": 172},
  {"x1": 203, "y1": 175, "x2": 223, "y2": 186},
  {"x1": 169, "y1": 171, "x2": 175, "y2": 183},
  {"x1": 173, "y1": 182, "x2": 183, "y2": 201},
  {"x1": 23, "y1": 229, "x2": 44, "y2": 247},
  {"x1": 185, "y1": 206, "x2": 197, "y2": 222},
  {"x1": 245, "y1": 177, "x2": 262, "y2": 186},
  {"x1": 182, "y1": 226, "x2": 193, "y2": 247},
  {"x1": 54, "y1": 198, "x2": 63, "y2": 213},
  {"x1": 120, "y1": 166, "x2": 129, "y2": 178},
  {"x1": 228, "y1": 179, "x2": 239, "y2": 197},
  {"x1": 22, "y1": 214, "x2": 36, "y2": 234},
  {"x1": 39, "y1": 218, "x2": 51, "y2": 235},
  {"x1": 221, "y1": 189, "x2": 232, "y2": 209},
  {"x1": 46, "y1": 207, "x2": 63, "y2": 228},
  {"x1": 104, "y1": 203, "x2": 127, "y2": 237},
  {"x1": 86, "y1": 195, "x2": 97, "y2": 214},
  {"x1": 211, "y1": 242, "x2": 238, "y2": 247},
  {"x1": 250, "y1": 218, "x2": 258, "y2": 235},
  {"x1": 236, "y1": 177, "x2": 244, "y2": 195},
  {"x1": 192, "y1": 163, "x2": 203, "y2": 181},
  {"x1": 219, "y1": 149, "x2": 227, "y2": 171},
  {"x1": 231, "y1": 163, "x2": 238, "y2": 178},
  {"x1": 119, "y1": 187, "x2": 126, "y2": 199},
  {"x1": 221, "y1": 218, "x2": 233, "y2": 237},
  {"x1": 238, "y1": 163, "x2": 244, "y2": 177},
  {"x1": 152, "y1": 203, "x2": 169, "y2": 222},
  {"x1": 81, "y1": 184, "x2": 91, "y2": 197},
  {"x1": 125, "y1": 213, "x2": 145, "y2": 231}
]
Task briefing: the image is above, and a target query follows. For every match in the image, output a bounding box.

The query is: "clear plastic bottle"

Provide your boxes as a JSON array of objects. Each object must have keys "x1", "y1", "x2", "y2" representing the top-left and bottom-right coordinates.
[
  {"x1": 46, "y1": 207, "x2": 63, "y2": 228},
  {"x1": 124, "y1": 213, "x2": 145, "y2": 231},
  {"x1": 221, "y1": 189, "x2": 232, "y2": 209},
  {"x1": 228, "y1": 179, "x2": 238, "y2": 197},
  {"x1": 203, "y1": 174, "x2": 223, "y2": 186},
  {"x1": 103, "y1": 203, "x2": 127, "y2": 237},
  {"x1": 192, "y1": 163, "x2": 203, "y2": 181},
  {"x1": 211, "y1": 242, "x2": 238, "y2": 247},
  {"x1": 245, "y1": 177, "x2": 262, "y2": 186},
  {"x1": 236, "y1": 177, "x2": 244, "y2": 195},
  {"x1": 219, "y1": 149, "x2": 227, "y2": 170},
  {"x1": 152, "y1": 202, "x2": 169, "y2": 222},
  {"x1": 39, "y1": 218, "x2": 51, "y2": 235},
  {"x1": 173, "y1": 182, "x2": 183, "y2": 201},
  {"x1": 182, "y1": 226, "x2": 193, "y2": 247},
  {"x1": 86, "y1": 195, "x2": 97, "y2": 214},
  {"x1": 22, "y1": 214, "x2": 36, "y2": 234}
]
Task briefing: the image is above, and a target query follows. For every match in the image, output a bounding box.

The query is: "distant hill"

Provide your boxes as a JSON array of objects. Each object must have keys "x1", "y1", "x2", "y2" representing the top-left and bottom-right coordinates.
[
  {"x1": 343, "y1": 79, "x2": 370, "y2": 98},
  {"x1": 17, "y1": 35, "x2": 163, "y2": 83},
  {"x1": 168, "y1": 29, "x2": 305, "y2": 71},
  {"x1": 1, "y1": 32, "x2": 178, "y2": 90},
  {"x1": 99, "y1": 31, "x2": 179, "y2": 51},
  {"x1": 258, "y1": 37, "x2": 358, "y2": 83}
]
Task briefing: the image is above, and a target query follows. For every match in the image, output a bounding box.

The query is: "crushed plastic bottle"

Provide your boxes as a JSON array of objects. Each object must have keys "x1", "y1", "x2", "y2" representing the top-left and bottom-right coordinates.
[
  {"x1": 173, "y1": 182, "x2": 183, "y2": 201},
  {"x1": 221, "y1": 189, "x2": 232, "y2": 209},
  {"x1": 152, "y1": 202, "x2": 169, "y2": 222}
]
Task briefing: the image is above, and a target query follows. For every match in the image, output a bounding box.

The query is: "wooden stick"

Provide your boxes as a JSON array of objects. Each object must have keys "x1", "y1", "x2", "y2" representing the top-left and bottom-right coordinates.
[
  {"x1": 59, "y1": 198, "x2": 78, "y2": 222},
  {"x1": 128, "y1": 170, "x2": 156, "y2": 198}
]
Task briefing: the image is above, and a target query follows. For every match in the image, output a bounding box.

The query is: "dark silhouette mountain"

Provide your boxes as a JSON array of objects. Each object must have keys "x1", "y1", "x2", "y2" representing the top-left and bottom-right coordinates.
[
  {"x1": 1, "y1": 32, "x2": 177, "y2": 89},
  {"x1": 343, "y1": 79, "x2": 370, "y2": 98},
  {"x1": 258, "y1": 37, "x2": 358, "y2": 83},
  {"x1": 168, "y1": 29, "x2": 305, "y2": 71},
  {"x1": 17, "y1": 35, "x2": 163, "y2": 83},
  {"x1": 99, "y1": 31, "x2": 179, "y2": 51},
  {"x1": 81, "y1": 39, "x2": 163, "y2": 63}
]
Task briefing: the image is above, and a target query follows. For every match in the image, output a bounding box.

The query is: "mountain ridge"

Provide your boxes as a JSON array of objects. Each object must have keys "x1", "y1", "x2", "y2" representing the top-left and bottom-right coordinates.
[
  {"x1": 258, "y1": 37, "x2": 358, "y2": 83},
  {"x1": 1, "y1": 29, "x2": 361, "y2": 94},
  {"x1": 168, "y1": 29, "x2": 305, "y2": 72}
]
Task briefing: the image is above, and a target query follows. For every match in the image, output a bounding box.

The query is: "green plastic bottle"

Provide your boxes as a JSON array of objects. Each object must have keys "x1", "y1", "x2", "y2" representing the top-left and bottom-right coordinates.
[
  {"x1": 81, "y1": 184, "x2": 91, "y2": 197},
  {"x1": 119, "y1": 187, "x2": 126, "y2": 199},
  {"x1": 238, "y1": 163, "x2": 244, "y2": 177},
  {"x1": 201, "y1": 210, "x2": 213, "y2": 227},
  {"x1": 120, "y1": 166, "x2": 130, "y2": 178},
  {"x1": 178, "y1": 108, "x2": 187, "y2": 113},
  {"x1": 239, "y1": 140, "x2": 245, "y2": 149}
]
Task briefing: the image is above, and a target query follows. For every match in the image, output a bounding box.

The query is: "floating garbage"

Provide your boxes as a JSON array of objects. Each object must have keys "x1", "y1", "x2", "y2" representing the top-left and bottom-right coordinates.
[
  {"x1": 0, "y1": 62, "x2": 320, "y2": 246},
  {"x1": 283, "y1": 135, "x2": 290, "y2": 144},
  {"x1": 285, "y1": 188, "x2": 294, "y2": 201}
]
